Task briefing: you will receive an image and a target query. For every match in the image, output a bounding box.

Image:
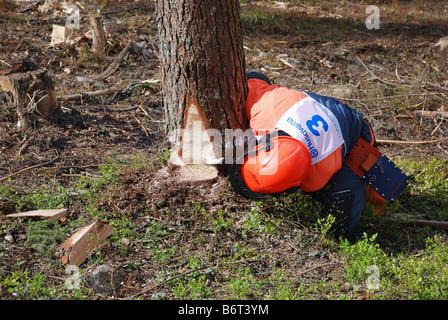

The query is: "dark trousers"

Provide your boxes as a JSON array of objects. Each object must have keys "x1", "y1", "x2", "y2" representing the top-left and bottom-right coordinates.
[
  {"x1": 317, "y1": 162, "x2": 367, "y2": 237},
  {"x1": 314, "y1": 118, "x2": 375, "y2": 238}
]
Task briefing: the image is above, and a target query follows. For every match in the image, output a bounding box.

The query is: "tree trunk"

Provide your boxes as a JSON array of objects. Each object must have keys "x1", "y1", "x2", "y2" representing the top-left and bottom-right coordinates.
[{"x1": 155, "y1": 0, "x2": 248, "y2": 175}]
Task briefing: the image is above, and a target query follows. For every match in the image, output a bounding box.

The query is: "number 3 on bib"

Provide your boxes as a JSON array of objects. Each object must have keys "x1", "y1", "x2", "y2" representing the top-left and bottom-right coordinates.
[{"x1": 306, "y1": 115, "x2": 329, "y2": 136}]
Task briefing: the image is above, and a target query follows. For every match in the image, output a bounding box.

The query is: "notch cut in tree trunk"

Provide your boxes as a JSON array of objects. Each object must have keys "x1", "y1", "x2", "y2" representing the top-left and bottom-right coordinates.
[
  {"x1": 0, "y1": 68, "x2": 60, "y2": 130},
  {"x1": 155, "y1": 0, "x2": 248, "y2": 180}
]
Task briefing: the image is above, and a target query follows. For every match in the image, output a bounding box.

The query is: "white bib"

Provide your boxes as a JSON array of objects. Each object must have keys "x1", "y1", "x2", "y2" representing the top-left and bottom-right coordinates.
[{"x1": 275, "y1": 96, "x2": 345, "y2": 164}]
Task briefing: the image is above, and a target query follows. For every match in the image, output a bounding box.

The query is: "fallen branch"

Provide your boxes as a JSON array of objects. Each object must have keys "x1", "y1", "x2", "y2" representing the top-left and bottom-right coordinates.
[
  {"x1": 376, "y1": 138, "x2": 447, "y2": 145},
  {"x1": 17, "y1": 134, "x2": 34, "y2": 156},
  {"x1": 129, "y1": 264, "x2": 212, "y2": 299},
  {"x1": 96, "y1": 41, "x2": 132, "y2": 81},
  {"x1": 0, "y1": 157, "x2": 59, "y2": 183},
  {"x1": 57, "y1": 79, "x2": 160, "y2": 103},
  {"x1": 40, "y1": 164, "x2": 100, "y2": 171},
  {"x1": 297, "y1": 261, "x2": 343, "y2": 276},
  {"x1": 413, "y1": 110, "x2": 448, "y2": 119},
  {"x1": 100, "y1": 7, "x2": 145, "y2": 15},
  {"x1": 413, "y1": 219, "x2": 448, "y2": 230},
  {"x1": 105, "y1": 105, "x2": 139, "y2": 112},
  {"x1": 356, "y1": 56, "x2": 397, "y2": 86},
  {"x1": 128, "y1": 256, "x2": 256, "y2": 298},
  {"x1": 340, "y1": 92, "x2": 446, "y2": 102},
  {"x1": 132, "y1": 114, "x2": 149, "y2": 137},
  {"x1": 57, "y1": 88, "x2": 117, "y2": 102}
]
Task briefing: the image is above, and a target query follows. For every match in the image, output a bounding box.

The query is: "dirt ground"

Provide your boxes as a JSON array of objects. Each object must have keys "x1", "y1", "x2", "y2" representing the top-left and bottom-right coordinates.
[{"x1": 0, "y1": 0, "x2": 447, "y2": 300}]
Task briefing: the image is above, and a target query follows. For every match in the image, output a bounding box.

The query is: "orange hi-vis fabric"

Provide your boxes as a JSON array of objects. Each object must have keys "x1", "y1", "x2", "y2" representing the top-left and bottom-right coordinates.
[
  {"x1": 246, "y1": 78, "x2": 344, "y2": 192},
  {"x1": 241, "y1": 136, "x2": 312, "y2": 194}
]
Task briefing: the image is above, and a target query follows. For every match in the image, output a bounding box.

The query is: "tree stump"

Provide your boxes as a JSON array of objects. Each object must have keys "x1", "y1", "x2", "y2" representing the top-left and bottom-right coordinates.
[
  {"x1": 89, "y1": 15, "x2": 107, "y2": 54},
  {"x1": 0, "y1": 68, "x2": 60, "y2": 130}
]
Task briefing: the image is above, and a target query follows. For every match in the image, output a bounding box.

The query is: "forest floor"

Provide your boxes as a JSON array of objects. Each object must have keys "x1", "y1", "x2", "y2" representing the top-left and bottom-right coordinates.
[{"x1": 1, "y1": 0, "x2": 448, "y2": 301}]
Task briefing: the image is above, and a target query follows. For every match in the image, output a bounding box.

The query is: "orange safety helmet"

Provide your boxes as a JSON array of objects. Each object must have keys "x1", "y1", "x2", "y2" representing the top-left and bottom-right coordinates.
[{"x1": 229, "y1": 131, "x2": 312, "y2": 199}]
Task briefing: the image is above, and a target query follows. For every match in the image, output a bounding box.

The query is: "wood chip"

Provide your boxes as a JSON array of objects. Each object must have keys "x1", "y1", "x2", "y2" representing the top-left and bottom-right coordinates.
[
  {"x1": 59, "y1": 221, "x2": 114, "y2": 266},
  {"x1": 6, "y1": 208, "x2": 67, "y2": 220}
]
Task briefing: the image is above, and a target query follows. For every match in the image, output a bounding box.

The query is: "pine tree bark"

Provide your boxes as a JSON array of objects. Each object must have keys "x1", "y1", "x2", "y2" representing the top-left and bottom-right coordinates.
[{"x1": 155, "y1": 0, "x2": 248, "y2": 174}]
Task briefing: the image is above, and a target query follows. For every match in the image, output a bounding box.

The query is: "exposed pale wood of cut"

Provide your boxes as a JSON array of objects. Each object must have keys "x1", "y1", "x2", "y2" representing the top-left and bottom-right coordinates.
[
  {"x1": 6, "y1": 208, "x2": 67, "y2": 220},
  {"x1": 59, "y1": 221, "x2": 114, "y2": 266},
  {"x1": 174, "y1": 164, "x2": 218, "y2": 182}
]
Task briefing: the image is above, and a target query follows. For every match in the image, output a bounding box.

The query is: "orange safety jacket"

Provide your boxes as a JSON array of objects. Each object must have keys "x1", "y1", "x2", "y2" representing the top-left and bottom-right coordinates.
[{"x1": 246, "y1": 78, "x2": 352, "y2": 192}]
